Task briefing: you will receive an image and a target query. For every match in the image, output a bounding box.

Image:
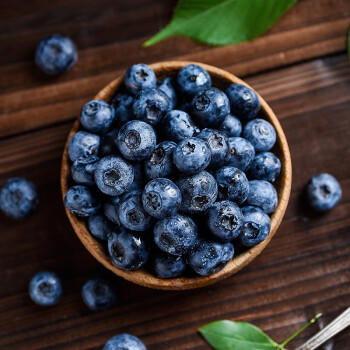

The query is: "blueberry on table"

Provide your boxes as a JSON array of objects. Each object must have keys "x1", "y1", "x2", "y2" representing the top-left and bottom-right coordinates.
[
  {"x1": 108, "y1": 230, "x2": 149, "y2": 270},
  {"x1": 124, "y1": 63, "x2": 156, "y2": 95},
  {"x1": 227, "y1": 137, "x2": 255, "y2": 172},
  {"x1": 35, "y1": 34, "x2": 77, "y2": 75},
  {"x1": 144, "y1": 141, "x2": 177, "y2": 179},
  {"x1": 247, "y1": 152, "x2": 281, "y2": 182},
  {"x1": 157, "y1": 77, "x2": 177, "y2": 109},
  {"x1": 99, "y1": 128, "x2": 119, "y2": 156},
  {"x1": 64, "y1": 185, "x2": 101, "y2": 217},
  {"x1": 225, "y1": 83, "x2": 260, "y2": 120},
  {"x1": 152, "y1": 250, "x2": 186, "y2": 279},
  {"x1": 240, "y1": 206, "x2": 271, "y2": 247},
  {"x1": 88, "y1": 214, "x2": 115, "y2": 241},
  {"x1": 81, "y1": 278, "x2": 117, "y2": 311},
  {"x1": 176, "y1": 64, "x2": 211, "y2": 98},
  {"x1": 191, "y1": 88, "x2": 230, "y2": 128},
  {"x1": 94, "y1": 156, "x2": 134, "y2": 196},
  {"x1": 176, "y1": 170, "x2": 218, "y2": 214},
  {"x1": 117, "y1": 120, "x2": 156, "y2": 160},
  {"x1": 188, "y1": 240, "x2": 234, "y2": 276},
  {"x1": 142, "y1": 178, "x2": 182, "y2": 219},
  {"x1": 111, "y1": 93, "x2": 134, "y2": 127},
  {"x1": 153, "y1": 214, "x2": 198, "y2": 256},
  {"x1": 243, "y1": 118, "x2": 276, "y2": 152},
  {"x1": 29, "y1": 271, "x2": 62, "y2": 306},
  {"x1": 104, "y1": 196, "x2": 121, "y2": 225},
  {"x1": 71, "y1": 155, "x2": 99, "y2": 186},
  {"x1": 161, "y1": 110, "x2": 200, "y2": 143},
  {"x1": 307, "y1": 173, "x2": 342, "y2": 212},
  {"x1": 219, "y1": 114, "x2": 242, "y2": 137},
  {"x1": 68, "y1": 131, "x2": 100, "y2": 162},
  {"x1": 0, "y1": 178, "x2": 39, "y2": 220},
  {"x1": 245, "y1": 180, "x2": 278, "y2": 214},
  {"x1": 173, "y1": 137, "x2": 211, "y2": 175},
  {"x1": 103, "y1": 334, "x2": 146, "y2": 350}
]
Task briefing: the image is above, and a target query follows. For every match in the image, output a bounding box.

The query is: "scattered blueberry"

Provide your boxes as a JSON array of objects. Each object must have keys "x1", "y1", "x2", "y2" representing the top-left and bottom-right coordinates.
[
  {"x1": 124, "y1": 63, "x2": 156, "y2": 95},
  {"x1": 157, "y1": 77, "x2": 177, "y2": 109},
  {"x1": 99, "y1": 128, "x2": 119, "y2": 156},
  {"x1": 219, "y1": 114, "x2": 242, "y2": 137},
  {"x1": 71, "y1": 155, "x2": 99, "y2": 185},
  {"x1": 247, "y1": 152, "x2": 281, "y2": 182},
  {"x1": 103, "y1": 334, "x2": 146, "y2": 350},
  {"x1": 88, "y1": 214, "x2": 115, "y2": 241},
  {"x1": 68, "y1": 131, "x2": 100, "y2": 162},
  {"x1": 104, "y1": 196, "x2": 121, "y2": 225},
  {"x1": 152, "y1": 250, "x2": 186, "y2": 279},
  {"x1": 243, "y1": 119, "x2": 276, "y2": 152},
  {"x1": 227, "y1": 137, "x2": 255, "y2": 171},
  {"x1": 245, "y1": 180, "x2": 278, "y2": 214},
  {"x1": 111, "y1": 93, "x2": 134, "y2": 127}
]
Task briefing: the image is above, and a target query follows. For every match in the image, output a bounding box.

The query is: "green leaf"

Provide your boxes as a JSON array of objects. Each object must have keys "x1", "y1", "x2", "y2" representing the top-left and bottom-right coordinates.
[
  {"x1": 199, "y1": 320, "x2": 278, "y2": 350},
  {"x1": 144, "y1": 0, "x2": 298, "y2": 47}
]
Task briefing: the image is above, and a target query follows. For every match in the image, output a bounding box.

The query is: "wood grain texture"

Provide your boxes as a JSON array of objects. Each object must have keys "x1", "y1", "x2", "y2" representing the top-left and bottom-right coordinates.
[{"x1": 0, "y1": 0, "x2": 349, "y2": 348}]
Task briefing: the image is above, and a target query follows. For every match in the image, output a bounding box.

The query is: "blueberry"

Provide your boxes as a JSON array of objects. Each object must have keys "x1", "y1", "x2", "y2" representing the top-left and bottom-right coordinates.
[
  {"x1": 219, "y1": 114, "x2": 242, "y2": 137},
  {"x1": 103, "y1": 334, "x2": 146, "y2": 350},
  {"x1": 80, "y1": 100, "x2": 115, "y2": 134},
  {"x1": 188, "y1": 240, "x2": 234, "y2": 276},
  {"x1": 117, "y1": 120, "x2": 156, "y2": 160},
  {"x1": 104, "y1": 196, "x2": 121, "y2": 225},
  {"x1": 71, "y1": 155, "x2": 99, "y2": 185},
  {"x1": 152, "y1": 250, "x2": 186, "y2": 279},
  {"x1": 99, "y1": 128, "x2": 119, "y2": 156},
  {"x1": 142, "y1": 178, "x2": 182, "y2": 219},
  {"x1": 161, "y1": 110, "x2": 200, "y2": 143},
  {"x1": 64, "y1": 185, "x2": 101, "y2": 217},
  {"x1": 144, "y1": 141, "x2": 177, "y2": 179},
  {"x1": 215, "y1": 166, "x2": 249, "y2": 205},
  {"x1": 35, "y1": 34, "x2": 77, "y2": 75},
  {"x1": 88, "y1": 214, "x2": 115, "y2": 240},
  {"x1": 124, "y1": 63, "x2": 156, "y2": 95},
  {"x1": 81, "y1": 278, "x2": 117, "y2": 311},
  {"x1": 153, "y1": 214, "x2": 198, "y2": 256},
  {"x1": 176, "y1": 171, "x2": 218, "y2": 214},
  {"x1": 94, "y1": 156, "x2": 134, "y2": 196},
  {"x1": 247, "y1": 152, "x2": 281, "y2": 182},
  {"x1": 191, "y1": 88, "x2": 230, "y2": 128},
  {"x1": 133, "y1": 88, "x2": 170, "y2": 126},
  {"x1": 128, "y1": 161, "x2": 145, "y2": 191},
  {"x1": 240, "y1": 206, "x2": 271, "y2": 247},
  {"x1": 198, "y1": 129, "x2": 230, "y2": 169},
  {"x1": 306, "y1": 173, "x2": 342, "y2": 212},
  {"x1": 227, "y1": 137, "x2": 255, "y2": 171},
  {"x1": 108, "y1": 230, "x2": 149, "y2": 270},
  {"x1": 157, "y1": 77, "x2": 177, "y2": 109},
  {"x1": 176, "y1": 64, "x2": 211, "y2": 98},
  {"x1": 173, "y1": 137, "x2": 211, "y2": 174},
  {"x1": 111, "y1": 93, "x2": 134, "y2": 127},
  {"x1": 243, "y1": 119, "x2": 276, "y2": 152},
  {"x1": 225, "y1": 84, "x2": 260, "y2": 120},
  {"x1": 178, "y1": 102, "x2": 192, "y2": 114},
  {"x1": 68, "y1": 131, "x2": 100, "y2": 162},
  {"x1": 29, "y1": 271, "x2": 62, "y2": 306},
  {"x1": 245, "y1": 180, "x2": 278, "y2": 214},
  {"x1": 0, "y1": 178, "x2": 39, "y2": 220},
  {"x1": 118, "y1": 190, "x2": 153, "y2": 231}
]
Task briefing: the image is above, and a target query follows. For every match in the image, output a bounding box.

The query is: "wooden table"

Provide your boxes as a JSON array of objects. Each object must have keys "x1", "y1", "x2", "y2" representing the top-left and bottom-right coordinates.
[{"x1": 0, "y1": 0, "x2": 349, "y2": 349}]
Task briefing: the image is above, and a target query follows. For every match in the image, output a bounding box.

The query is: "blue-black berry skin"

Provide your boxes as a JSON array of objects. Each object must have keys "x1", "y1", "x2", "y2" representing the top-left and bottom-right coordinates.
[
  {"x1": 29, "y1": 271, "x2": 62, "y2": 306},
  {"x1": 227, "y1": 137, "x2": 255, "y2": 172},
  {"x1": 0, "y1": 178, "x2": 39, "y2": 220},
  {"x1": 99, "y1": 128, "x2": 119, "y2": 156},
  {"x1": 35, "y1": 34, "x2": 77, "y2": 75},
  {"x1": 117, "y1": 120, "x2": 156, "y2": 161},
  {"x1": 64, "y1": 185, "x2": 101, "y2": 217},
  {"x1": 247, "y1": 152, "x2": 281, "y2": 182},
  {"x1": 157, "y1": 77, "x2": 177, "y2": 109},
  {"x1": 188, "y1": 240, "x2": 234, "y2": 276},
  {"x1": 103, "y1": 334, "x2": 146, "y2": 350},
  {"x1": 94, "y1": 156, "x2": 134, "y2": 196},
  {"x1": 225, "y1": 83, "x2": 260, "y2": 120},
  {"x1": 133, "y1": 88, "x2": 170, "y2": 126},
  {"x1": 243, "y1": 119, "x2": 276, "y2": 152},
  {"x1": 191, "y1": 88, "x2": 230, "y2": 128},
  {"x1": 245, "y1": 180, "x2": 278, "y2": 214},
  {"x1": 240, "y1": 206, "x2": 271, "y2": 247},
  {"x1": 161, "y1": 110, "x2": 200, "y2": 143},
  {"x1": 68, "y1": 131, "x2": 100, "y2": 162},
  {"x1": 215, "y1": 166, "x2": 249, "y2": 205},
  {"x1": 153, "y1": 214, "x2": 198, "y2": 256},
  {"x1": 88, "y1": 214, "x2": 115, "y2": 240},
  {"x1": 176, "y1": 171, "x2": 218, "y2": 214},
  {"x1": 152, "y1": 250, "x2": 186, "y2": 279},
  {"x1": 124, "y1": 63, "x2": 156, "y2": 95},
  {"x1": 104, "y1": 196, "x2": 121, "y2": 225},
  {"x1": 173, "y1": 137, "x2": 211, "y2": 175},
  {"x1": 108, "y1": 231, "x2": 149, "y2": 271},
  {"x1": 219, "y1": 114, "x2": 242, "y2": 137},
  {"x1": 71, "y1": 156, "x2": 99, "y2": 186},
  {"x1": 307, "y1": 173, "x2": 342, "y2": 212},
  {"x1": 111, "y1": 93, "x2": 134, "y2": 127},
  {"x1": 128, "y1": 161, "x2": 145, "y2": 191},
  {"x1": 198, "y1": 129, "x2": 230, "y2": 169},
  {"x1": 142, "y1": 178, "x2": 182, "y2": 219},
  {"x1": 176, "y1": 64, "x2": 211, "y2": 98},
  {"x1": 144, "y1": 141, "x2": 177, "y2": 179},
  {"x1": 81, "y1": 278, "x2": 117, "y2": 311}
]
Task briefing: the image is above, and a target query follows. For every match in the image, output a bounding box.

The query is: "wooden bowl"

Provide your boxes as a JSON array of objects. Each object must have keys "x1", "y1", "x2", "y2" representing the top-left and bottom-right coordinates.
[{"x1": 61, "y1": 61, "x2": 292, "y2": 290}]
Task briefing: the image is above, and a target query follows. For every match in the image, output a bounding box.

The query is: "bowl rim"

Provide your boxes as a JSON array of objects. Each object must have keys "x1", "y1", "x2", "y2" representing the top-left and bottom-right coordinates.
[{"x1": 61, "y1": 61, "x2": 292, "y2": 290}]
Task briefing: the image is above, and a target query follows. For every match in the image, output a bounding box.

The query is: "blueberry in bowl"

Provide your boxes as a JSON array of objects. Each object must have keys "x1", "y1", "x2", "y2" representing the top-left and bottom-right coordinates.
[{"x1": 61, "y1": 61, "x2": 291, "y2": 290}]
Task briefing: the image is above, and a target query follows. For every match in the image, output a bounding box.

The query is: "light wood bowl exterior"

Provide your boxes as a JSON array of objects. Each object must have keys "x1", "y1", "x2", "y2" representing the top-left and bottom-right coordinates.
[{"x1": 61, "y1": 61, "x2": 292, "y2": 290}]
